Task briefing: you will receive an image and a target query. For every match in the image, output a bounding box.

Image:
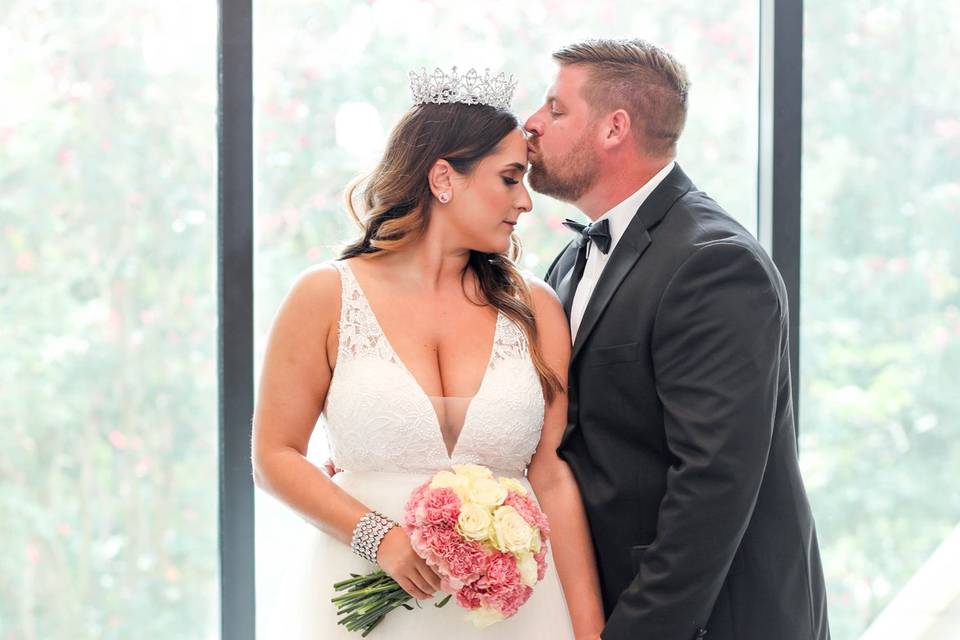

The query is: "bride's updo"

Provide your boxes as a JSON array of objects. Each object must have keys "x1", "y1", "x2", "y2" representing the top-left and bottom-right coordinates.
[{"x1": 340, "y1": 102, "x2": 563, "y2": 404}]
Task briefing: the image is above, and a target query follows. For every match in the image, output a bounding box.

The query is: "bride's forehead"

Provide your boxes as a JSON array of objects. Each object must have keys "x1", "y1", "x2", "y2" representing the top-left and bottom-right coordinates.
[{"x1": 486, "y1": 130, "x2": 528, "y2": 159}]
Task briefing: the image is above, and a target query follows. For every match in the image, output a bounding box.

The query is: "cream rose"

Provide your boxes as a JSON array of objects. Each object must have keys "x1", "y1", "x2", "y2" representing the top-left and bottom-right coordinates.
[
  {"x1": 456, "y1": 503, "x2": 494, "y2": 541},
  {"x1": 465, "y1": 607, "x2": 505, "y2": 629},
  {"x1": 517, "y1": 552, "x2": 538, "y2": 587},
  {"x1": 452, "y1": 463, "x2": 493, "y2": 482},
  {"x1": 492, "y1": 505, "x2": 535, "y2": 554},
  {"x1": 497, "y1": 476, "x2": 528, "y2": 497},
  {"x1": 429, "y1": 470, "x2": 470, "y2": 499},
  {"x1": 469, "y1": 477, "x2": 509, "y2": 509}
]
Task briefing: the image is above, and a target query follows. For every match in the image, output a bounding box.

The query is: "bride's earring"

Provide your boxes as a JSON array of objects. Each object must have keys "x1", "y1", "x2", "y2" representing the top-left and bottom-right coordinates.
[{"x1": 438, "y1": 192, "x2": 450, "y2": 204}]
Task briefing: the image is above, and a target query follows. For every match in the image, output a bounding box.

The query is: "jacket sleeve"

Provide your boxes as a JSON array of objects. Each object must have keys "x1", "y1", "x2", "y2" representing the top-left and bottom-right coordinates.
[{"x1": 602, "y1": 241, "x2": 785, "y2": 640}]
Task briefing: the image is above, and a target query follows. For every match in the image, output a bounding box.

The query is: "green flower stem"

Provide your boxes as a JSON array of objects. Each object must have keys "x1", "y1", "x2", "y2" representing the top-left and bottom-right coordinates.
[
  {"x1": 331, "y1": 582, "x2": 402, "y2": 603},
  {"x1": 333, "y1": 568, "x2": 452, "y2": 635},
  {"x1": 334, "y1": 570, "x2": 388, "y2": 590}
]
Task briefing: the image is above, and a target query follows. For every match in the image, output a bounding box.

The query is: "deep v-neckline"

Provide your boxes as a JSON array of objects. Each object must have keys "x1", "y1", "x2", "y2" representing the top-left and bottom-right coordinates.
[{"x1": 341, "y1": 260, "x2": 501, "y2": 459}]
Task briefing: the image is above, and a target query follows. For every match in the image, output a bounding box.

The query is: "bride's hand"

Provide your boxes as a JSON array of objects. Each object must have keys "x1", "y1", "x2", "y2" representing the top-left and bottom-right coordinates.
[{"x1": 376, "y1": 527, "x2": 442, "y2": 600}]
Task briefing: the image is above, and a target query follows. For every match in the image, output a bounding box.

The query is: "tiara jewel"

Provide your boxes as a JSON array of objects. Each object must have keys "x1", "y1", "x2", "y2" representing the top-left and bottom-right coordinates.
[{"x1": 409, "y1": 66, "x2": 517, "y2": 110}]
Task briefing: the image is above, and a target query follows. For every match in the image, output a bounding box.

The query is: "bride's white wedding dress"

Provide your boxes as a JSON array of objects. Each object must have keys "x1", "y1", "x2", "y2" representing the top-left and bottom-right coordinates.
[{"x1": 268, "y1": 259, "x2": 575, "y2": 639}]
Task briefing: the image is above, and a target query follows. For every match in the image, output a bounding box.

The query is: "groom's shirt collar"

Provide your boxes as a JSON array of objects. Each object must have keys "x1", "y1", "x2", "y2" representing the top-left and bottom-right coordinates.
[
  {"x1": 592, "y1": 159, "x2": 675, "y2": 256},
  {"x1": 569, "y1": 160, "x2": 675, "y2": 341}
]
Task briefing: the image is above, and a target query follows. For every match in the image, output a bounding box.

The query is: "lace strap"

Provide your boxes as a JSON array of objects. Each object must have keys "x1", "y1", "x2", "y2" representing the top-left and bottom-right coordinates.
[
  {"x1": 330, "y1": 260, "x2": 358, "y2": 362},
  {"x1": 488, "y1": 313, "x2": 532, "y2": 369},
  {"x1": 330, "y1": 260, "x2": 398, "y2": 364}
]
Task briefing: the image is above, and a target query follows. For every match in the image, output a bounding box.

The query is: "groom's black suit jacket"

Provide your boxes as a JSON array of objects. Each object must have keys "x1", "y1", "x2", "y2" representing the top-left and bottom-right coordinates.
[{"x1": 545, "y1": 165, "x2": 830, "y2": 640}]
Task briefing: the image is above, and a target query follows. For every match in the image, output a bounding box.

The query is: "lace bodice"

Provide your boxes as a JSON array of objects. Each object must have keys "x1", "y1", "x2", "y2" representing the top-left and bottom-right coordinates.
[{"x1": 320, "y1": 260, "x2": 546, "y2": 475}]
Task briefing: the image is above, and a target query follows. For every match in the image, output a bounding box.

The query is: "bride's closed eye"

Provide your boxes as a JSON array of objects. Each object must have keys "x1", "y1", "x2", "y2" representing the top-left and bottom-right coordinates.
[{"x1": 502, "y1": 177, "x2": 520, "y2": 186}]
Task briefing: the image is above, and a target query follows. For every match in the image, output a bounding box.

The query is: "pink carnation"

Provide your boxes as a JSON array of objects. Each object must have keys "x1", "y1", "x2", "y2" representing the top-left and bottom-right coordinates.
[
  {"x1": 449, "y1": 551, "x2": 534, "y2": 617},
  {"x1": 407, "y1": 525, "x2": 453, "y2": 578},
  {"x1": 446, "y1": 539, "x2": 487, "y2": 582},
  {"x1": 534, "y1": 542, "x2": 548, "y2": 581},
  {"x1": 456, "y1": 584, "x2": 483, "y2": 609},
  {"x1": 504, "y1": 493, "x2": 550, "y2": 535},
  {"x1": 489, "y1": 582, "x2": 533, "y2": 617},
  {"x1": 403, "y1": 484, "x2": 460, "y2": 530},
  {"x1": 484, "y1": 551, "x2": 520, "y2": 588},
  {"x1": 402, "y1": 482, "x2": 431, "y2": 528},
  {"x1": 421, "y1": 488, "x2": 461, "y2": 527},
  {"x1": 427, "y1": 527, "x2": 460, "y2": 557}
]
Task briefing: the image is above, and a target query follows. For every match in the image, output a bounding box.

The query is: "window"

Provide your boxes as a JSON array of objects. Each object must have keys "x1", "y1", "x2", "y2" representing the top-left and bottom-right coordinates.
[
  {"x1": 0, "y1": 3, "x2": 219, "y2": 638},
  {"x1": 800, "y1": 1, "x2": 960, "y2": 637}
]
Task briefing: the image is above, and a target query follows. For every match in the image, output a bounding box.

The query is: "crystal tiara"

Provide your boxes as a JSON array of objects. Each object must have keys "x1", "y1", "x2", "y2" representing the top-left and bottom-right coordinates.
[{"x1": 408, "y1": 66, "x2": 518, "y2": 111}]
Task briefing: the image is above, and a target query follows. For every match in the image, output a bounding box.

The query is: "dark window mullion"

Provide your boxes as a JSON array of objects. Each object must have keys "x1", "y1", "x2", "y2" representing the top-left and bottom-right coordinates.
[
  {"x1": 758, "y1": 0, "x2": 803, "y2": 436},
  {"x1": 217, "y1": 0, "x2": 255, "y2": 638}
]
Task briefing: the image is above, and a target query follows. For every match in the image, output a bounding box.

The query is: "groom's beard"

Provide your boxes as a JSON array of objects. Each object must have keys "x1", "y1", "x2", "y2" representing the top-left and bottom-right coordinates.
[{"x1": 527, "y1": 130, "x2": 600, "y2": 203}]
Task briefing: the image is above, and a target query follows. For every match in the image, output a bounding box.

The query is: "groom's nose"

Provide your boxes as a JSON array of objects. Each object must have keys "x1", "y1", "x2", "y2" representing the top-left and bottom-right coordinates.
[{"x1": 523, "y1": 113, "x2": 543, "y2": 138}]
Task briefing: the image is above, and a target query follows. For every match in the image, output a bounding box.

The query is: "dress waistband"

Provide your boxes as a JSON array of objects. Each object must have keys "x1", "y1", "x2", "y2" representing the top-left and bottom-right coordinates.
[{"x1": 333, "y1": 468, "x2": 528, "y2": 482}]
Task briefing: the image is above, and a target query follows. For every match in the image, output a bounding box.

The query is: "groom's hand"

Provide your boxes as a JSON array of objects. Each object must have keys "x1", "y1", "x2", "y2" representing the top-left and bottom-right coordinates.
[{"x1": 321, "y1": 458, "x2": 341, "y2": 476}]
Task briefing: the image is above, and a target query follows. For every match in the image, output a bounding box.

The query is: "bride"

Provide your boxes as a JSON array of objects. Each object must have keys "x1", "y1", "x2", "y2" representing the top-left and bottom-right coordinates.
[{"x1": 252, "y1": 68, "x2": 604, "y2": 639}]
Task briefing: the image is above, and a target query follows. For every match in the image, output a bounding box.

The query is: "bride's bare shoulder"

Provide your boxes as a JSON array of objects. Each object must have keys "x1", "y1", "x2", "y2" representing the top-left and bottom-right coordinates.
[
  {"x1": 292, "y1": 259, "x2": 341, "y2": 293},
  {"x1": 277, "y1": 260, "x2": 344, "y2": 327},
  {"x1": 522, "y1": 272, "x2": 562, "y2": 313}
]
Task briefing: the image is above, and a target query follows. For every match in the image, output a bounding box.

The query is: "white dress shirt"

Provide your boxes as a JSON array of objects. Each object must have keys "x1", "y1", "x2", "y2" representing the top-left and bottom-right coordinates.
[{"x1": 569, "y1": 160, "x2": 676, "y2": 341}]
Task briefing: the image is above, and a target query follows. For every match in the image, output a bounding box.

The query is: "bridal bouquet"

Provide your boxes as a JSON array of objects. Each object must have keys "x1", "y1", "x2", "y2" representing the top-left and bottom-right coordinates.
[{"x1": 332, "y1": 464, "x2": 551, "y2": 635}]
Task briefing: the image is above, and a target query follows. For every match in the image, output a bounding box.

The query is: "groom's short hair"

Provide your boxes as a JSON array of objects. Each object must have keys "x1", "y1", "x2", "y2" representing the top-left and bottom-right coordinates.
[{"x1": 553, "y1": 38, "x2": 689, "y2": 159}]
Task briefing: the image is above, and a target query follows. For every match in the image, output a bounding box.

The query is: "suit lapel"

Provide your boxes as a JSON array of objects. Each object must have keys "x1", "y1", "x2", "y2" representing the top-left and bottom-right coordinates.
[
  {"x1": 555, "y1": 249, "x2": 581, "y2": 312},
  {"x1": 547, "y1": 240, "x2": 580, "y2": 307},
  {"x1": 570, "y1": 163, "x2": 694, "y2": 363},
  {"x1": 570, "y1": 227, "x2": 650, "y2": 362}
]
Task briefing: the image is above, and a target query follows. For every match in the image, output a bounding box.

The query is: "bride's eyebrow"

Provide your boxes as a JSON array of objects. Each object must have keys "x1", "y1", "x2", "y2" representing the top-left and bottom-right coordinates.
[{"x1": 503, "y1": 162, "x2": 526, "y2": 173}]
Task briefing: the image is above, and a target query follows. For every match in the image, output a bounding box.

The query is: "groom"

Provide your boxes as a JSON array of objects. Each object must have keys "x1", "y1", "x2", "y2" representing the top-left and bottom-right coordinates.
[{"x1": 527, "y1": 39, "x2": 830, "y2": 639}]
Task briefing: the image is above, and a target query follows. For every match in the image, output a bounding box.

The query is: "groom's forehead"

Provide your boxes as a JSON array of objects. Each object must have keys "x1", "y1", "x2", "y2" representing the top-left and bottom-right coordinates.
[
  {"x1": 546, "y1": 66, "x2": 586, "y2": 99},
  {"x1": 542, "y1": 81, "x2": 565, "y2": 103}
]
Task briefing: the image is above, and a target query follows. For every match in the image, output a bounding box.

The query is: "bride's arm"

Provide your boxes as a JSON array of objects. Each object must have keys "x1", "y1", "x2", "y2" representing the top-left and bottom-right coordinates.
[
  {"x1": 525, "y1": 278, "x2": 605, "y2": 640},
  {"x1": 251, "y1": 264, "x2": 439, "y2": 600}
]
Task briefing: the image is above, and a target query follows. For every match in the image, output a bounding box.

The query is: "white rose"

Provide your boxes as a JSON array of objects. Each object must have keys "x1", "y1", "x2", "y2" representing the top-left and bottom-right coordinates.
[
  {"x1": 492, "y1": 506, "x2": 534, "y2": 554},
  {"x1": 465, "y1": 606, "x2": 505, "y2": 628},
  {"x1": 497, "y1": 476, "x2": 528, "y2": 497},
  {"x1": 457, "y1": 503, "x2": 493, "y2": 541},
  {"x1": 452, "y1": 463, "x2": 493, "y2": 482},
  {"x1": 469, "y1": 477, "x2": 509, "y2": 509},
  {"x1": 517, "y1": 552, "x2": 538, "y2": 587},
  {"x1": 429, "y1": 470, "x2": 470, "y2": 500},
  {"x1": 530, "y1": 528, "x2": 542, "y2": 554}
]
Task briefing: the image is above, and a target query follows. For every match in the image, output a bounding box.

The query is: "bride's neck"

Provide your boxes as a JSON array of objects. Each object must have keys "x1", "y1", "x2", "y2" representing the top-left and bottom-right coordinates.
[{"x1": 366, "y1": 239, "x2": 471, "y2": 294}]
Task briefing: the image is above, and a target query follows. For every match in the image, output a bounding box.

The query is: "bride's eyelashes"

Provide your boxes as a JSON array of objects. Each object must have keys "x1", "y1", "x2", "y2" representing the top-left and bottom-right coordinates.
[{"x1": 502, "y1": 177, "x2": 520, "y2": 186}]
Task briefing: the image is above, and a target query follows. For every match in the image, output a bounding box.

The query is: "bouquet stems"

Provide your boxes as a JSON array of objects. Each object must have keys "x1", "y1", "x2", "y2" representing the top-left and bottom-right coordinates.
[{"x1": 332, "y1": 569, "x2": 452, "y2": 636}]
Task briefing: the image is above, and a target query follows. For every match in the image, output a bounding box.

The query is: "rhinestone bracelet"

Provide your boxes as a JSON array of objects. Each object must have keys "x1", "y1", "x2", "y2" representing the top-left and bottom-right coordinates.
[{"x1": 350, "y1": 511, "x2": 398, "y2": 564}]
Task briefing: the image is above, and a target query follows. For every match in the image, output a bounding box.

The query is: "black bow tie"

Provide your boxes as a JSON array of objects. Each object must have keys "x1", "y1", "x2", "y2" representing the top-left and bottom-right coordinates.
[{"x1": 562, "y1": 218, "x2": 612, "y2": 254}]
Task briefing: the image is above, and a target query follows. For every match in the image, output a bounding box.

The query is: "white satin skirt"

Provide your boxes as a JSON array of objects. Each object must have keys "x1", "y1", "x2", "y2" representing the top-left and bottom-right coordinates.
[{"x1": 260, "y1": 470, "x2": 575, "y2": 640}]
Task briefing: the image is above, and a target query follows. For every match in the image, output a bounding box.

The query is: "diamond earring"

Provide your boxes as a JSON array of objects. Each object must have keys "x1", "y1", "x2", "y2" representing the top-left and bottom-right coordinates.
[{"x1": 438, "y1": 192, "x2": 450, "y2": 204}]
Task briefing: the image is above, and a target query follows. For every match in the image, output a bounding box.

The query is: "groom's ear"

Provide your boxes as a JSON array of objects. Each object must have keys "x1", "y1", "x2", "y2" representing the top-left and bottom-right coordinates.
[
  {"x1": 600, "y1": 109, "x2": 632, "y2": 150},
  {"x1": 428, "y1": 159, "x2": 454, "y2": 197}
]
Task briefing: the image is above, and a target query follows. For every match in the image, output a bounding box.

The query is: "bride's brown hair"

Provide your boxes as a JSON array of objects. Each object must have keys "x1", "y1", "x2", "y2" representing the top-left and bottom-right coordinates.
[{"x1": 340, "y1": 102, "x2": 564, "y2": 403}]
